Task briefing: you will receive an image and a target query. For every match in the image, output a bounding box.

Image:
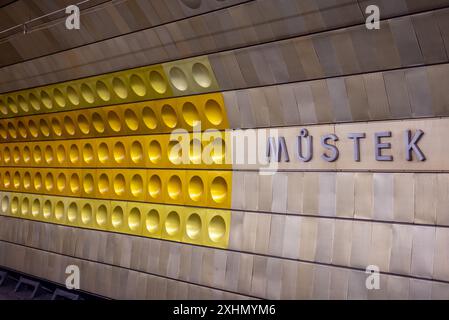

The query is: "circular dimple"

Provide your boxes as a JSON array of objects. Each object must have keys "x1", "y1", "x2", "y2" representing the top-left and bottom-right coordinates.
[
  {"x1": 168, "y1": 140, "x2": 182, "y2": 164},
  {"x1": 45, "y1": 172, "x2": 54, "y2": 191},
  {"x1": 44, "y1": 145, "x2": 54, "y2": 164},
  {"x1": 189, "y1": 139, "x2": 202, "y2": 164},
  {"x1": 29, "y1": 93, "x2": 40, "y2": 111},
  {"x1": 77, "y1": 114, "x2": 90, "y2": 134},
  {"x1": 83, "y1": 174, "x2": 94, "y2": 194},
  {"x1": 67, "y1": 86, "x2": 80, "y2": 105},
  {"x1": 64, "y1": 116, "x2": 76, "y2": 136},
  {"x1": 96, "y1": 204, "x2": 108, "y2": 227},
  {"x1": 161, "y1": 104, "x2": 177, "y2": 128},
  {"x1": 107, "y1": 111, "x2": 121, "y2": 132},
  {"x1": 96, "y1": 80, "x2": 111, "y2": 101},
  {"x1": 112, "y1": 77, "x2": 128, "y2": 99},
  {"x1": 33, "y1": 145, "x2": 42, "y2": 164},
  {"x1": 130, "y1": 174, "x2": 143, "y2": 197},
  {"x1": 186, "y1": 213, "x2": 202, "y2": 240},
  {"x1": 113, "y1": 141, "x2": 126, "y2": 163},
  {"x1": 149, "y1": 71, "x2": 167, "y2": 94},
  {"x1": 169, "y1": 67, "x2": 188, "y2": 91},
  {"x1": 12, "y1": 147, "x2": 20, "y2": 164},
  {"x1": 7, "y1": 97, "x2": 18, "y2": 114},
  {"x1": 188, "y1": 176, "x2": 204, "y2": 202},
  {"x1": 82, "y1": 143, "x2": 94, "y2": 164},
  {"x1": 34, "y1": 172, "x2": 42, "y2": 191},
  {"x1": 128, "y1": 207, "x2": 141, "y2": 231},
  {"x1": 70, "y1": 173, "x2": 80, "y2": 193},
  {"x1": 23, "y1": 146, "x2": 31, "y2": 163},
  {"x1": 13, "y1": 171, "x2": 20, "y2": 189},
  {"x1": 208, "y1": 215, "x2": 226, "y2": 242},
  {"x1": 1, "y1": 195, "x2": 9, "y2": 212},
  {"x1": 0, "y1": 124, "x2": 6, "y2": 139},
  {"x1": 111, "y1": 205, "x2": 124, "y2": 229},
  {"x1": 0, "y1": 100, "x2": 7, "y2": 115},
  {"x1": 53, "y1": 88, "x2": 66, "y2": 108},
  {"x1": 56, "y1": 145, "x2": 66, "y2": 164},
  {"x1": 3, "y1": 171, "x2": 11, "y2": 188},
  {"x1": 130, "y1": 141, "x2": 143, "y2": 164},
  {"x1": 148, "y1": 140, "x2": 162, "y2": 164},
  {"x1": 192, "y1": 63, "x2": 212, "y2": 88},
  {"x1": 69, "y1": 144, "x2": 79, "y2": 164},
  {"x1": 98, "y1": 173, "x2": 109, "y2": 194},
  {"x1": 81, "y1": 83, "x2": 95, "y2": 104},
  {"x1": 165, "y1": 211, "x2": 181, "y2": 236},
  {"x1": 67, "y1": 202, "x2": 78, "y2": 223},
  {"x1": 98, "y1": 142, "x2": 109, "y2": 163},
  {"x1": 142, "y1": 107, "x2": 157, "y2": 130},
  {"x1": 182, "y1": 102, "x2": 200, "y2": 127},
  {"x1": 18, "y1": 95, "x2": 29, "y2": 112},
  {"x1": 55, "y1": 201, "x2": 65, "y2": 221},
  {"x1": 43, "y1": 200, "x2": 52, "y2": 219},
  {"x1": 41, "y1": 91, "x2": 52, "y2": 109},
  {"x1": 81, "y1": 204, "x2": 93, "y2": 225},
  {"x1": 167, "y1": 175, "x2": 182, "y2": 200},
  {"x1": 146, "y1": 209, "x2": 160, "y2": 233},
  {"x1": 180, "y1": 0, "x2": 201, "y2": 9},
  {"x1": 28, "y1": 120, "x2": 38, "y2": 138},
  {"x1": 4, "y1": 147, "x2": 11, "y2": 164},
  {"x1": 32, "y1": 198, "x2": 40, "y2": 217},
  {"x1": 210, "y1": 176, "x2": 228, "y2": 203},
  {"x1": 11, "y1": 196, "x2": 19, "y2": 215},
  {"x1": 23, "y1": 172, "x2": 31, "y2": 190},
  {"x1": 148, "y1": 174, "x2": 162, "y2": 199},
  {"x1": 57, "y1": 173, "x2": 66, "y2": 192},
  {"x1": 113, "y1": 174, "x2": 126, "y2": 196},
  {"x1": 39, "y1": 118, "x2": 50, "y2": 137},
  {"x1": 92, "y1": 112, "x2": 105, "y2": 133},
  {"x1": 124, "y1": 109, "x2": 139, "y2": 131},
  {"x1": 7, "y1": 122, "x2": 17, "y2": 139},
  {"x1": 205, "y1": 99, "x2": 223, "y2": 126},
  {"x1": 130, "y1": 74, "x2": 147, "y2": 97},
  {"x1": 21, "y1": 197, "x2": 29, "y2": 216},
  {"x1": 51, "y1": 118, "x2": 62, "y2": 136}
]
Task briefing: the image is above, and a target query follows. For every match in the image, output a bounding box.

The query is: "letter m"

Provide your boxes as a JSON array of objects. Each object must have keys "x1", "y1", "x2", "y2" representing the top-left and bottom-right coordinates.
[{"x1": 267, "y1": 137, "x2": 289, "y2": 162}]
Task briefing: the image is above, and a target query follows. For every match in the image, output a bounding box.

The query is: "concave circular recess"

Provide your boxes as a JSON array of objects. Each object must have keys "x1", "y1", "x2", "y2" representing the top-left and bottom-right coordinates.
[
  {"x1": 167, "y1": 175, "x2": 182, "y2": 200},
  {"x1": 96, "y1": 80, "x2": 111, "y2": 101},
  {"x1": 130, "y1": 74, "x2": 146, "y2": 97},
  {"x1": 125, "y1": 108, "x2": 139, "y2": 131},
  {"x1": 113, "y1": 174, "x2": 126, "y2": 196},
  {"x1": 112, "y1": 205, "x2": 124, "y2": 228},
  {"x1": 165, "y1": 211, "x2": 180, "y2": 236},
  {"x1": 142, "y1": 107, "x2": 157, "y2": 130},
  {"x1": 96, "y1": 205, "x2": 108, "y2": 226},
  {"x1": 208, "y1": 215, "x2": 226, "y2": 242},
  {"x1": 205, "y1": 99, "x2": 223, "y2": 126},
  {"x1": 186, "y1": 213, "x2": 202, "y2": 239},
  {"x1": 128, "y1": 207, "x2": 141, "y2": 231},
  {"x1": 149, "y1": 71, "x2": 167, "y2": 94},
  {"x1": 81, "y1": 203, "x2": 93, "y2": 225},
  {"x1": 210, "y1": 176, "x2": 228, "y2": 203},
  {"x1": 188, "y1": 176, "x2": 204, "y2": 202},
  {"x1": 146, "y1": 209, "x2": 160, "y2": 233},
  {"x1": 148, "y1": 175, "x2": 162, "y2": 199},
  {"x1": 169, "y1": 67, "x2": 188, "y2": 91},
  {"x1": 192, "y1": 63, "x2": 212, "y2": 88},
  {"x1": 112, "y1": 77, "x2": 128, "y2": 99}
]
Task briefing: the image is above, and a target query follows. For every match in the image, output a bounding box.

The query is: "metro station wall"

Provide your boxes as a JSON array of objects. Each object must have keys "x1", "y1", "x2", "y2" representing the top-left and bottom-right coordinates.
[{"x1": 0, "y1": 0, "x2": 448, "y2": 299}]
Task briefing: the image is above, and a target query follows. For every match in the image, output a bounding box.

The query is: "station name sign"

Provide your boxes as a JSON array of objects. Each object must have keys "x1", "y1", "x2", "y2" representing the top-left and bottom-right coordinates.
[{"x1": 266, "y1": 129, "x2": 426, "y2": 163}]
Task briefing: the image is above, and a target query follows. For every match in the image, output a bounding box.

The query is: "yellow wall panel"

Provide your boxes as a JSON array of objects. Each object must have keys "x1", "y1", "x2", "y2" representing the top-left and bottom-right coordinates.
[
  {"x1": 0, "y1": 192, "x2": 231, "y2": 249},
  {"x1": 0, "y1": 93, "x2": 230, "y2": 142}
]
